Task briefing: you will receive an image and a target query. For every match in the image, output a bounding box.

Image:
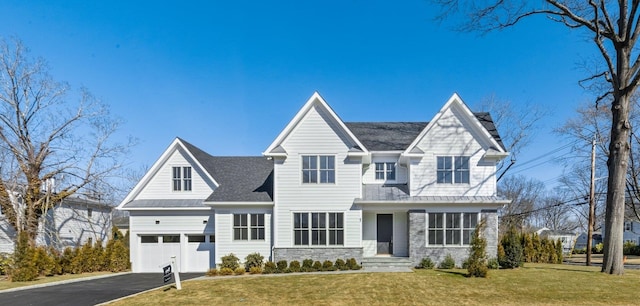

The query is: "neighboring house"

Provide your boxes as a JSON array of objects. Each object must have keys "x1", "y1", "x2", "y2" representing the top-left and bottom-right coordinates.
[
  {"x1": 535, "y1": 227, "x2": 577, "y2": 254},
  {"x1": 574, "y1": 231, "x2": 603, "y2": 250},
  {"x1": 598, "y1": 220, "x2": 640, "y2": 248},
  {"x1": 0, "y1": 196, "x2": 112, "y2": 253},
  {"x1": 118, "y1": 92, "x2": 510, "y2": 272}
]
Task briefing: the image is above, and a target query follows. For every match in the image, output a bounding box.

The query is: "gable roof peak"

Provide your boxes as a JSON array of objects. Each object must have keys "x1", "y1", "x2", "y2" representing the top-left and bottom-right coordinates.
[{"x1": 263, "y1": 92, "x2": 369, "y2": 156}]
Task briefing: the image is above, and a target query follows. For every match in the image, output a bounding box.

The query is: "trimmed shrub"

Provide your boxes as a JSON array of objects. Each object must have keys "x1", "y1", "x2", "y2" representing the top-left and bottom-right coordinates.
[
  {"x1": 244, "y1": 252, "x2": 264, "y2": 272},
  {"x1": 302, "y1": 259, "x2": 315, "y2": 272},
  {"x1": 312, "y1": 261, "x2": 322, "y2": 271},
  {"x1": 334, "y1": 258, "x2": 348, "y2": 270},
  {"x1": 218, "y1": 267, "x2": 234, "y2": 276},
  {"x1": 593, "y1": 242, "x2": 604, "y2": 254},
  {"x1": 234, "y1": 267, "x2": 245, "y2": 275},
  {"x1": 249, "y1": 266, "x2": 263, "y2": 274},
  {"x1": 221, "y1": 253, "x2": 240, "y2": 270},
  {"x1": 487, "y1": 258, "x2": 499, "y2": 269},
  {"x1": 206, "y1": 268, "x2": 218, "y2": 276},
  {"x1": 416, "y1": 257, "x2": 435, "y2": 269},
  {"x1": 346, "y1": 258, "x2": 361, "y2": 270},
  {"x1": 276, "y1": 260, "x2": 288, "y2": 273},
  {"x1": 499, "y1": 228, "x2": 523, "y2": 269},
  {"x1": 59, "y1": 247, "x2": 76, "y2": 274},
  {"x1": 263, "y1": 261, "x2": 277, "y2": 274},
  {"x1": 438, "y1": 254, "x2": 456, "y2": 269},
  {"x1": 322, "y1": 260, "x2": 336, "y2": 271},
  {"x1": 289, "y1": 260, "x2": 301, "y2": 272}
]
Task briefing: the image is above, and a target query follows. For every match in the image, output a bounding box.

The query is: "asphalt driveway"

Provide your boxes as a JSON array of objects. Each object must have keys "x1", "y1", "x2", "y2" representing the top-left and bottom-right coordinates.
[{"x1": 0, "y1": 272, "x2": 202, "y2": 306}]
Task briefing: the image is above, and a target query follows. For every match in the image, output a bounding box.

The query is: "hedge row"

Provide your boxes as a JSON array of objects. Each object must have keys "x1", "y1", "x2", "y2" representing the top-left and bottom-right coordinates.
[
  {"x1": 2, "y1": 227, "x2": 130, "y2": 282},
  {"x1": 498, "y1": 229, "x2": 564, "y2": 269},
  {"x1": 206, "y1": 252, "x2": 361, "y2": 276}
]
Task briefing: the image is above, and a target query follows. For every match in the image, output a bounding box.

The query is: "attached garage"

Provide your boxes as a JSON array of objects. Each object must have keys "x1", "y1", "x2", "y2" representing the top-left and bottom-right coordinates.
[{"x1": 126, "y1": 203, "x2": 216, "y2": 273}]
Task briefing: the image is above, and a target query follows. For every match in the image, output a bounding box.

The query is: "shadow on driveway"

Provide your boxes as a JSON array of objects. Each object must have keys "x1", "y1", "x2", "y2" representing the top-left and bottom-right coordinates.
[{"x1": 0, "y1": 273, "x2": 202, "y2": 306}]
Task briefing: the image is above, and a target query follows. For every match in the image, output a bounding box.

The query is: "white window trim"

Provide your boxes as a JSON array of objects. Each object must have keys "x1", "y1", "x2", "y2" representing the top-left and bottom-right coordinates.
[
  {"x1": 233, "y1": 213, "x2": 265, "y2": 241},
  {"x1": 301, "y1": 155, "x2": 336, "y2": 185},
  {"x1": 436, "y1": 156, "x2": 470, "y2": 184},
  {"x1": 374, "y1": 162, "x2": 397, "y2": 182},
  {"x1": 292, "y1": 212, "x2": 344, "y2": 247},
  {"x1": 171, "y1": 165, "x2": 193, "y2": 192},
  {"x1": 426, "y1": 212, "x2": 479, "y2": 247}
]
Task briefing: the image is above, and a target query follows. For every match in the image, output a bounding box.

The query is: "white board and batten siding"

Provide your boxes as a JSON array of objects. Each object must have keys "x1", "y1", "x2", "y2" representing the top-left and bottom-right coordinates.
[
  {"x1": 275, "y1": 105, "x2": 363, "y2": 248},
  {"x1": 410, "y1": 106, "x2": 497, "y2": 197},
  {"x1": 136, "y1": 147, "x2": 215, "y2": 200},
  {"x1": 129, "y1": 210, "x2": 215, "y2": 272},
  {"x1": 214, "y1": 208, "x2": 272, "y2": 266}
]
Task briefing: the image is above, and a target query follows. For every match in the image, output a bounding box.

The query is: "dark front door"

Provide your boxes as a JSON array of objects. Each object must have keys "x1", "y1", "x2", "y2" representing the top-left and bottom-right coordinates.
[{"x1": 377, "y1": 214, "x2": 393, "y2": 254}]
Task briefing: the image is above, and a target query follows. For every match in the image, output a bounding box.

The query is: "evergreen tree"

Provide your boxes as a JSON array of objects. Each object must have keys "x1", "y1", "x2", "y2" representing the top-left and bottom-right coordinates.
[
  {"x1": 467, "y1": 219, "x2": 489, "y2": 277},
  {"x1": 498, "y1": 227, "x2": 524, "y2": 269}
]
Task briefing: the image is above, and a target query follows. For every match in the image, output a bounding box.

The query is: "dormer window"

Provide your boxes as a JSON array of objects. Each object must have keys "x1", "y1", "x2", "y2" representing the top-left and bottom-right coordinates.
[
  {"x1": 437, "y1": 156, "x2": 470, "y2": 184},
  {"x1": 172, "y1": 166, "x2": 192, "y2": 191},
  {"x1": 302, "y1": 155, "x2": 335, "y2": 184},
  {"x1": 375, "y1": 162, "x2": 396, "y2": 181}
]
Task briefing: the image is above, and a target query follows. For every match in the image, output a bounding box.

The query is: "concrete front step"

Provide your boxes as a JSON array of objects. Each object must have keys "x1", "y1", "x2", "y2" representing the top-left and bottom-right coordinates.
[{"x1": 361, "y1": 257, "x2": 413, "y2": 269}]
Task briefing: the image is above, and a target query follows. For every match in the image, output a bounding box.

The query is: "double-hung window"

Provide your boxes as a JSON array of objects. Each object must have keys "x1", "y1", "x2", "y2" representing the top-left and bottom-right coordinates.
[
  {"x1": 437, "y1": 156, "x2": 470, "y2": 184},
  {"x1": 375, "y1": 162, "x2": 396, "y2": 181},
  {"x1": 172, "y1": 166, "x2": 193, "y2": 191},
  {"x1": 234, "y1": 213, "x2": 265, "y2": 240},
  {"x1": 294, "y1": 212, "x2": 344, "y2": 246},
  {"x1": 302, "y1": 155, "x2": 335, "y2": 183},
  {"x1": 428, "y1": 213, "x2": 478, "y2": 246}
]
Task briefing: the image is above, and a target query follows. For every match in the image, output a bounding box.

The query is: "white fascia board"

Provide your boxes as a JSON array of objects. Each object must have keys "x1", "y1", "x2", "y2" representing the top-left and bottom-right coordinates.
[
  {"x1": 263, "y1": 92, "x2": 369, "y2": 155},
  {"x1": 117, "y1": 138, "x2": 219, "y2": 209},
  {"x1": 118, "y1": 138, "x2": 183, "y2": 208}
]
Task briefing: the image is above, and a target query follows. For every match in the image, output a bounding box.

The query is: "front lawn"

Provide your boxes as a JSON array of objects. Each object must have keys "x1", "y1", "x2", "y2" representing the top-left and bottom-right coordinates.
[{"x1": 109, "y1": 264, "x2": 640, "y2": 305}]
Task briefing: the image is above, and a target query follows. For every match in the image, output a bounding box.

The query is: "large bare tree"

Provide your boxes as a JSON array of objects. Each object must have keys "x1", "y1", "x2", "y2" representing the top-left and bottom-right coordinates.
[
  {"x1": 0, "y1": 38, "x2": 131, "y2": 243},
  {"x1": 433, "y1": 0, "x2": 640, "y2": 275}
]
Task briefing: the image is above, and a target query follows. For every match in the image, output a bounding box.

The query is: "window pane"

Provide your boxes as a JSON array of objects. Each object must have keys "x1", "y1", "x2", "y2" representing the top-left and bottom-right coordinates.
[
  {"x1": 209, "y1": 235, "x2": 216, "y2": 243},
  {"x1": 446, "y1": 213, "x2": 460, "y2": 228},
  {"x1": 429, "y1": 213, "x2": 443, "y2": 229},
  {"x1": 172, "y1": 167, "x2": 181, "y2": 191},
  {"x1": 309, "y1": 170, "x2": 318, "y2": 183},
  {"x1": 463, "y1": 213, "x2": 478, "y2": 228},
  {"x1": 163, "y1": 235, "x2": 180, "y2": 243},
  {"x1": 251, "y1": 214, "x2": 264, "y2": 227},
  {"x1": 141, "y1": 235, "x2": 158, "y2": 243},
  {"x1": 188, "y1": 235, "x2": 205, "y2": 243},
  {"x1": 455, "y1": 157, "x2": 470, "y2": 184},
  {"x1": 312, "y1": 230, "x2": 326, "y2": 245},
  {"x1": 429, "y1": 230, "x2": 443, "y2": 245},
  {"x1": 386, "y1": 163, "x2": 396, "y2": 180}
]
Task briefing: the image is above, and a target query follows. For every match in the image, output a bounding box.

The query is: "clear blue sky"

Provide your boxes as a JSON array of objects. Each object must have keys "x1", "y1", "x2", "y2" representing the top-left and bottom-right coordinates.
[{"x1": 0, "y1": 0, "x2": 596, "y2": 188}]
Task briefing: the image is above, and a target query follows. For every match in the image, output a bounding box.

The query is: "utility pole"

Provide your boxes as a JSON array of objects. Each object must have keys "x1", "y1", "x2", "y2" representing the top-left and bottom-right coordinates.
[{"x1": 587, "y1": 137, "x2": 596, "y2": 266}]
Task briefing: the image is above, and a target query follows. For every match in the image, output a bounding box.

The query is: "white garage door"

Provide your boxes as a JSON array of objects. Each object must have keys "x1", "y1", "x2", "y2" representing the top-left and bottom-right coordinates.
[
  {"x1": 139, "y1": 235, "x2": 182, "y2": 272},
  {"x1": 185, "y1": 234, "x2": 215, "y2": 272}
]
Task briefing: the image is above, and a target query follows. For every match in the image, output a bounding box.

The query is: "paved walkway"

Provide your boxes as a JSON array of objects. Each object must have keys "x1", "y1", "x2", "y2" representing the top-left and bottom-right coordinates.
[{"x1": 0, "y1": 272, "x2": 202, "y2": 306}]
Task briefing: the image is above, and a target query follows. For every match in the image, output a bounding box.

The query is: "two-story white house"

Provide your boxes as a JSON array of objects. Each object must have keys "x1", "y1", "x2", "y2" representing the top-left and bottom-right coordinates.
[{"x1": 118, "y1": 92, "x2": 510, "y2": 272}]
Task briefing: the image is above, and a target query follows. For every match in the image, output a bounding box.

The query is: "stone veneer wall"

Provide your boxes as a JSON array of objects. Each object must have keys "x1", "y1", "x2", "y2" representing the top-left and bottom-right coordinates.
[
  {"x1": 408, "y1": 209, "x2": 499, "y2": 267},
  {"x1": 273, "y1": 247, "x2": 363, "y2": 263}
]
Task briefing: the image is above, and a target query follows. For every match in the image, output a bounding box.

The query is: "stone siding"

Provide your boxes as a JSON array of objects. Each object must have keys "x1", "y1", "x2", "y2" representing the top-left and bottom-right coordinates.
[
  {"x1": 408, "y1": 210, "x2": 499, "y2": 267},
  {"x1": 274, "y1": 247, "x2": 363, "y2": 263}
]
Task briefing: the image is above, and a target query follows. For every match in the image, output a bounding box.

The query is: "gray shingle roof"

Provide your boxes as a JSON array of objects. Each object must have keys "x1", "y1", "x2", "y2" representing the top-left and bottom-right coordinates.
[
  {"x1": 204, "y1": 156, "x2": 273, "y2": 202},
  {"x1": 178, "y1": 138, "x2": 274, "y2": 202},
  {"x1": 344, "y1": 113, "x2": 506, "y2": 152},
  {"x1": 345, "y1": 122, "x2": 427, "y2": 151}
]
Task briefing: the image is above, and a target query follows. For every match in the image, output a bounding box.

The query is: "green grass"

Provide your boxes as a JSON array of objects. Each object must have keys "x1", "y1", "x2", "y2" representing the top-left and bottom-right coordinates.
[
  {"x1": 109, "y1": 263, "x2": 640, "y2": 305},
  {"x1": 0, "y1": 271, "x2": 113, "y2": 291}
]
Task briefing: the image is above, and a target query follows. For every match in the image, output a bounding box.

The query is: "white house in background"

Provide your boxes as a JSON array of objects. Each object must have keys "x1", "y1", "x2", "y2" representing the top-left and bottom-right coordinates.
[
  {"x1": 118, "y1": 92, "x2": 510, "y2": 272},
  {"x1": 535, "y1": 227, "x2": 578, "y2": 254},
  {"x1": 0, "y1": 196, "x2": 112, "y2": 253}
]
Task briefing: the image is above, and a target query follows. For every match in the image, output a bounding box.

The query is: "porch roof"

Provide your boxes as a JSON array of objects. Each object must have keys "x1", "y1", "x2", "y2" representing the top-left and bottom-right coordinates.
[{"x1": 357, "y1": 184, "x2": 510, "y2": 204}]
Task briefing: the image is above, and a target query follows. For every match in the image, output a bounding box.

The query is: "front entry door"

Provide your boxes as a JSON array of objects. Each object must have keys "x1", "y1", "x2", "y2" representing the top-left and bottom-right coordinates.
[{"x1": 377, "y1": 214, "x2": 393, "y2": 254}]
